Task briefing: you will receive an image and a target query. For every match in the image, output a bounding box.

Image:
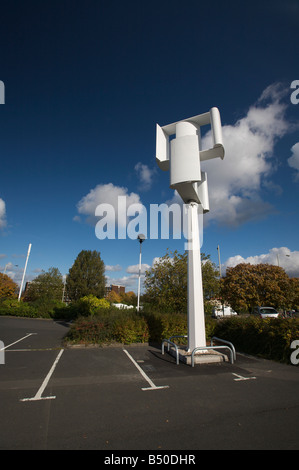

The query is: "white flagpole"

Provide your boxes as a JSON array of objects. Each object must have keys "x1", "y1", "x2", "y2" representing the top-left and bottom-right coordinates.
[{"x1": 18, "y1": 243, "x2": 32, "y2": 301}]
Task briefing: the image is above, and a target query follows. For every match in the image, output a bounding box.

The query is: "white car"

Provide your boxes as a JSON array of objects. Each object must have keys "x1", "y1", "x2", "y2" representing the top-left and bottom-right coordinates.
[
  {"x1": 212, "y1": 306, "x2": 238, "y2": 318},
  {"x1": 112, "y1": 303, "x2": 134, "y2": 309},
  {"x1": 254, "y1": 306, "x2": 279, "y2": 318}
]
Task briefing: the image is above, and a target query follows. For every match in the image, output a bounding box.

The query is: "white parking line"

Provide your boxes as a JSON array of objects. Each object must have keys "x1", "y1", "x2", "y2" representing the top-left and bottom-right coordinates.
[
  {"x1": 0, "y1": 333, "x2": 37, "y2": 350},
  {"x1": 123, "y1": 349, "x2": 169, "y2": 391},
  {"x1": 20, "y1": 349, "x2": 64, "y2": 402},
  {"x1": 232, "y1": 372, "x2": 256, "y2": 381}
]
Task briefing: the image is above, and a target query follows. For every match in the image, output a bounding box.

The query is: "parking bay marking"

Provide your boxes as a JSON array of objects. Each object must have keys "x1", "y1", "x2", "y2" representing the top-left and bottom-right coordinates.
[
  {"x1": 0, "y1": 333, "x2": 37, "y2": 351},
  {"x1": 123, "y1": 349, "x2": 169, "y2": 391},
  {"x1": 232, "y1": 372, "x2": 257, "y2": 381},
  {"x1": 20, "y1": 349, "x2": 64, "y2": 402}
]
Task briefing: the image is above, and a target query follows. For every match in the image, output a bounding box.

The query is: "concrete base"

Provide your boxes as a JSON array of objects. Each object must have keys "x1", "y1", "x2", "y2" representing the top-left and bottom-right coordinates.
[{"x1": 168, "y1": 346, "x2": 228, "y2": 365}]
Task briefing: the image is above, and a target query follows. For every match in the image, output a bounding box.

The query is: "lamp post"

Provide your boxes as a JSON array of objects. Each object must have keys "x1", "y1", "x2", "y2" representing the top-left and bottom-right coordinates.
[
  {"x1": 62, "y1": 274, "x2": 67, "y2": 303},
  {"x1": 3, "y1": 263, "x2": 18, "y2": 274},
  {"x1": 217, "y1": 245, "x2": 222, "y2": 279},
  {"x1": 156, "y1": 108, "x2": 225, "y2": 352},
  {"x1": 137, "y1": 234, "x2": 145, "y2": 312},
  {"x1": 18, "y1": 243, "x2": 32, "y2": 301}
]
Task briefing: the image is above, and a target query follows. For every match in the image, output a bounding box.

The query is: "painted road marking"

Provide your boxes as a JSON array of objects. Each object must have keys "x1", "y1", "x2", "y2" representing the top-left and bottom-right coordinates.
[
  {"x1": 0, "y1": 333, "x2": 37, "y2": 351},
  {"x1": 232, "y1": 372, "x2": 257, "y2": 381},
  {"x1": 123, "y1": 349, "x2": 169, "y2": 391},
  {"x1": 20, "y1": 349, "x2": 64, "y2": 402}
]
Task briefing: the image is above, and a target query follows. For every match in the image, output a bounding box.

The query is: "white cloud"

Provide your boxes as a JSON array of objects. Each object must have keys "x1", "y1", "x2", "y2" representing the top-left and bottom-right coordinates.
[
  {"x1": 287, "y1": 142, "x2": 299, "y2": 181},
  {"x1": 75, "y1": 183, "x2": 143, "y2": 226},
  {"x1": 201, "y1": 83, "x2": 292, "y2": 227},
  {"x1": 0, "y1": 263, "x2": 23, "y2": 282},
  {"x1": 151, "y1": 256, "x2": 175, "y2": 267},
  {"x1": 106, "y1": 273, "x2": 139, "y2": 290},
  {"x1": 134, "y1": 162, "x2": 156, "y2": 191},
  {"x1": 126, "y1": 263, "x2": 150, "y2": 274},
  {"x1": 0, "y1": 198, "x2": 7, "y2": 229},
  {"x1": 224, "y1": 247, "x2": 299, "y2": 278},
  {"x1": 105, "y1": 263, "x2": 150, "y2": 293},
  {"x1": 105, "y1": 264, "x2": 122, "y2": 272}
]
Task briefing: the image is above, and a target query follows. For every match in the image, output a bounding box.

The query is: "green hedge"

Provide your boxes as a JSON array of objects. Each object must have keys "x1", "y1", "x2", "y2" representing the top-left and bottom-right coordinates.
[
  {"x1": 65, "y1": 311, "x2": 149, "y2": 345},
  {"x1": 0, "y1": 298, "x2": 39, "y2": 317},
  {"x1": 113, "y1": 315, "x2": 149, "y2": 344},
  {"x1": 214, "y1": 316, "x2": 299, "y2": 365},
  {"x1": 143, "y1": 311, "x2": 188, "y2": 343},
  {"x1": 140, "y1": 311, "x2": 216, "y2": 343},
  {"x1": 65, "y1": 310, "x2": 217, "y2": 346}
]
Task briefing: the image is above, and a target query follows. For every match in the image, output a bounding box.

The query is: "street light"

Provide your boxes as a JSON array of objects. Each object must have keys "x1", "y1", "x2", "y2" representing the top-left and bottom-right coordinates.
[
  {"x1": 217, "y1": 245, "x2": 222, "y2": 279},
  {"x1": 62, "y1": 274, "x2": 67, "y2": 303},
  {"x1": 137, "y1": 234, "x2": 145, "y2": 312},
  {"x1": 3, "y1": 263, "x2": 18, "y2": 274}
]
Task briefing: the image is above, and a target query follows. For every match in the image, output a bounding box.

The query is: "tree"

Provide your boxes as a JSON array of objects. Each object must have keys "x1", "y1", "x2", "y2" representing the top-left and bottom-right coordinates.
[
  {"x1": 106, "y1": 290, "x2": 122, "y2": 303},
  {"x1": 288, "y1": 277, "x2": 299, "y2": 310},
  {"x1": 202, "y1": 255, "x2": 220, "y2": 301},
  {"x1": 66, "y1": 250, "x2": 106, "y2": 301},
  {"x1": 24, "y1": 267, "x2": 64, "y2": 302},
  {"x1": 221, "y1": 263, "x2": 292, "y2": 313},
  {"x1": 121, "y1": 291, "x2": 137, "y2": 306},
  {"x1": 144, "y1": 250, "x2": 187, "y2": 312},
  {"x1": 0, "y1": 273, "x2": 18, "y2": 299},
  {"x1": 144, "y1": 250, "x2": 219, "y2": 313}
]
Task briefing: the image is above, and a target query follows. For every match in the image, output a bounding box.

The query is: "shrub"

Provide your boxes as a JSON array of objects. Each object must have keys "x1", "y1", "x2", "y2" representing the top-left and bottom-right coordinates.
[
  {"x1": 112, "y1": 314, "x2": 149, "y2": 344},
  {"x1": 143, "y1": 310, "x2": 217, "y2": 344},
  {"x1": 0, "y1": 298, "x2": 38, "y2": 317},
  {"x1": 143, "y1": 311, "x2": 188, "y2": 343},
  {"x1": 70, "y1": 295, "x2": 110, "y2": 317},
  {"x1": 66, "y1": 315, "x2": 113, "y2": 344},
  {"x1": 65, "y1": 309, "x2": 149, "y2": 345},
  {"x1": 30, "y1": 298, "x2": 67, "y2": 318},
  {"x1": 214, "y1": 316, "x2": 299, "y2": 364}
]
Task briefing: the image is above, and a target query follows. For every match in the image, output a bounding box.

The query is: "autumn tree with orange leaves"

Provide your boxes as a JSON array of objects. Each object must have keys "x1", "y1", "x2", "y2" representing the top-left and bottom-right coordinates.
[
  {"x1": 221, "y1": 263, "x2": 299, "y2": 313},
  {"x1": 0, "y1": 273, "x2": 18, "y2": 299}
]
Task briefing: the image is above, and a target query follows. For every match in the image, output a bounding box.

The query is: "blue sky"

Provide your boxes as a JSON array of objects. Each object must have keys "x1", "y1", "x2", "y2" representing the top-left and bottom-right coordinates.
[{"x1": 0, "y1": 0, "x2": 299, "y2": 293}]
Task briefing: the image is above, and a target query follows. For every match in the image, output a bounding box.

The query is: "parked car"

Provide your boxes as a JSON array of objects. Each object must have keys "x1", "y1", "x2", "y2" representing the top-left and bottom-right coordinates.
[
  {"x1": 112, "y1": 303, "x2": 134, "y2": 309},
  {"x1": 253, "y1": 306, "x2": 279, "y2": 318},
  {"x1": 212, "y1": 306, "x2": 238, "y2": 318}
]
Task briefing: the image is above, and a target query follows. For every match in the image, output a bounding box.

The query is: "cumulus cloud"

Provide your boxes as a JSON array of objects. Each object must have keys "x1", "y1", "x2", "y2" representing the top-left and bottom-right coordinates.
[
  {"x1": 134, "y1": 162, "x2": 156, "y2": 191},
  {"x1": 75, "y1": 183, "x2": 144, "y2": 227},
  {"x1": 105, "y1": 263, "x2": 150, "y2": 292},
  {"x1": 105, "y1": 264, "x2": 122, "y2": 272},
  {"x1": 0, "y1": 198, "x2": 7, "y2": 229},
  {"x1": 106, "y1": 273, "x2": 139, "y2": 290},
  {"x1": 201, "y1": 83, "x2": 292, "y2": 227},
  {"x1": 287, "y1": 142, "x2": 299, "y2": 181},
  {"x1": 223, "y1": 247, "x2": 299, "y2": 278},
  {"x1": 126, "y1": 263, "x2": 150, "y2": 274},
  {"x1": 0, "y1": 262, "x2": 23, "y2": 282}
]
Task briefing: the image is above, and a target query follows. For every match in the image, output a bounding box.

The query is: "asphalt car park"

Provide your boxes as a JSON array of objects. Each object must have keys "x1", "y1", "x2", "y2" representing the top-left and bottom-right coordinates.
[{"x1": 0, "y1": 316, "x2": 299, "y2": 450}]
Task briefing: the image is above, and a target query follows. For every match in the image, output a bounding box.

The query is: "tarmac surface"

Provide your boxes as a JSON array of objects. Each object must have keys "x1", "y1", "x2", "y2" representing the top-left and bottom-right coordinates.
[{"x1": 0, "y1": 316, "x2": 298, "y2": 450}]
